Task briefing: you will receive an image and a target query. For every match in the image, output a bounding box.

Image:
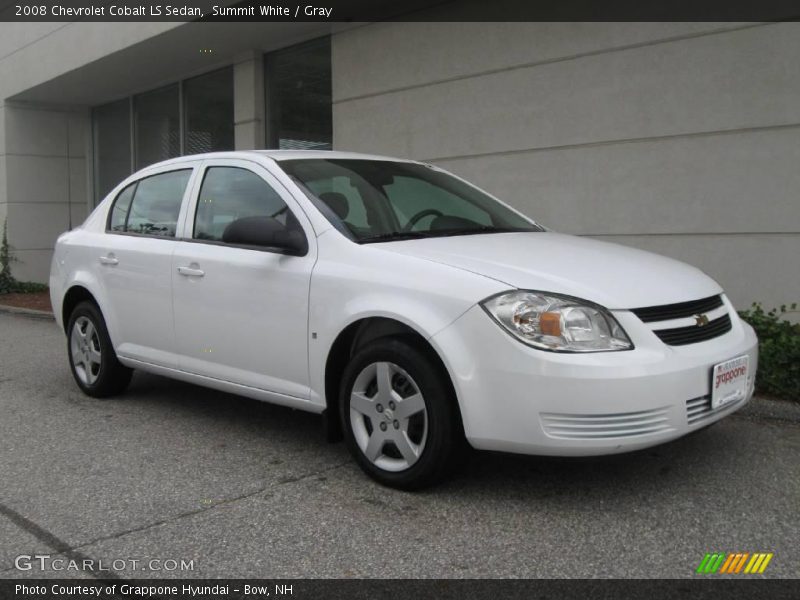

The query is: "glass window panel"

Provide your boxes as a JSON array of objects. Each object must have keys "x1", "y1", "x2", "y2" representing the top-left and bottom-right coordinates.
[
  {"x1": 125, "y1": 169, "x2": 191, "y2": 237},
  {"x1": 305, "y1": 176, "x2": 370, "y2": 230},
  {"x1": 384, "y1": 176, "x2": 493, "y2": 227},
  {"x1": 108, "y1": 182, "x2": 137, "y2": 232},
  {"x1": 134, "y1": 84, "x2": 180, "y2": 169},
  {"x1": 266, "y1": 37, "x2": 332, "y2": 150},
  {"x1": 194, "y1": 167, "x2": 288, "y2": 242},
  {"x1": 92, "y1": 99, "x2": 131, "y2": 203},
  {"x1": 280, "y1": 159, "x2": 540, "y2": 241},
  {"x1": 184, "y1": 67, "x2": 234, "y2": 155}
]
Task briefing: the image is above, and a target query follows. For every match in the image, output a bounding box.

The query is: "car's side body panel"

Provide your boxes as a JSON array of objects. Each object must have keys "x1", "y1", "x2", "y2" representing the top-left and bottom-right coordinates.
[
  {"x1": 305, "y1": 229, "x2": 506, "y2": 407},
  {"x1": 171, "y1": 158, "x2": 318, "y2": 400}
]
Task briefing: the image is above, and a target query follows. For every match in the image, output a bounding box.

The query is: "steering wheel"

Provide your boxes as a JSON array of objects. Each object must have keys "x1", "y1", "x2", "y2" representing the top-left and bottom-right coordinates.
[{"x1": 402, "y1": 209, "x2": 443, "y2": 231}]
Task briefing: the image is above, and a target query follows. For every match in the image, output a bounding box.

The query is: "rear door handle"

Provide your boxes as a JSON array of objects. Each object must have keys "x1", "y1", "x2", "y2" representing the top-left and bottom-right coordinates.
[
  {"x1": 177, "y1": 266, "x2": 205, "y2": 277},
  {"x1": 99, "y1": 255, "x2": 119, "y2": 266}
]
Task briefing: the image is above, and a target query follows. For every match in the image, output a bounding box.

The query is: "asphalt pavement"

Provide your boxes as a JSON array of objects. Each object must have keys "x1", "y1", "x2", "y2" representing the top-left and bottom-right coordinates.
[{"x1": 0, "y1": 310, "x2": 798, "y2": 579}]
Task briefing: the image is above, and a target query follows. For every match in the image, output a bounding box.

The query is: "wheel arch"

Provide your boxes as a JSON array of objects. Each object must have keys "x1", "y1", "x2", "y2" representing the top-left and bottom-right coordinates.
[
  {"x1": 61, "y1": 284, "x2": 107, "y2": 336},
  {"x1": 322, "y1": 316, "x2": 463, "y2": 442}
]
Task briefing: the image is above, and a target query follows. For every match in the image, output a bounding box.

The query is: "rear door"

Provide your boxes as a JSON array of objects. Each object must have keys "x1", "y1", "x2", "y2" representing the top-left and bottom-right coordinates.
[
  {"x1": 171, "y1": 158, "x2": 316, "y2": 399},
  {"x1": 98, "y1": 165, "x2": 197, "y2": 367}
]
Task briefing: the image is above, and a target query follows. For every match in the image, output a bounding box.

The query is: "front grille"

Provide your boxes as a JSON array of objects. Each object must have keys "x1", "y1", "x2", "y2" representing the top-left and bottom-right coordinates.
[
  {"x1": 541, "y1": 407, "x2": 673, "y2": 440},
  {"x1": 652, "y1": 314, "x2": 732, "y2": 346},
  {"x1": 630, "y1": 294, "x2": 732, "y2": 346},
  {"x1": 631, "y1": 295, "x2": 724, "y2": 323}
]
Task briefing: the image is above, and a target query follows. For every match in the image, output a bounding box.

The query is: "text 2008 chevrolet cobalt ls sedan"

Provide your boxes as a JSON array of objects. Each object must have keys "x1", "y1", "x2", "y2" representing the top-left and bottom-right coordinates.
[{"x1": 50, "y1": 151, "x2": 757, "y2": 488}]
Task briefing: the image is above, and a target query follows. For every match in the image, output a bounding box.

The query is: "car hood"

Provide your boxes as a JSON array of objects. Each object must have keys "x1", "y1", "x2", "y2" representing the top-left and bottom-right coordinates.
[{"x1": 378, "y1": 232, "x2": 722, "y2": 309}]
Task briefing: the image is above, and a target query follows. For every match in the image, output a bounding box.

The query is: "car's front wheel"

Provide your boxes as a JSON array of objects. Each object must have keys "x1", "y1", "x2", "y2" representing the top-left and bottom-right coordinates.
[
  {"x1": 67, "y1": 301, "x2": 132, "y2": 398},
  {"x1": 339, "y1": 338, "x2": 462, "y2": 489}
]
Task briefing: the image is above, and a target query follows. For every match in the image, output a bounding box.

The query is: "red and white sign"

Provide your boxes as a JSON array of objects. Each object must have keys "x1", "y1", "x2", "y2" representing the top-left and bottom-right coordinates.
[{"x1": 711, "y1": 355, "x2": 749, "y2": 409}]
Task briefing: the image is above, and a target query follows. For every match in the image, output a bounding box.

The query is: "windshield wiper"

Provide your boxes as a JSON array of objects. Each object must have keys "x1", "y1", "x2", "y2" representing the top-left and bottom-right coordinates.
[
  {"x1": 428, "y1": 226, "x2": 533, "y2": 237},
  {"x1": 359, "y1": 226, "x2": 534, "y2": 243},
  {"x1": 359, "y1": 231, "x2": 432, "y2": 244}
]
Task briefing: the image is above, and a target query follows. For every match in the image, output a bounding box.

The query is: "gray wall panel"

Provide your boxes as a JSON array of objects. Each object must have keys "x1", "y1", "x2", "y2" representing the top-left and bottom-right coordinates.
[
  {"x1": 334, "y1": 23, "x2": 800, "y2": 160},
  {"x1": 333, "y1": 21, "x2": 800, "y2": 309},
  {"x1": 433, "y1": 127, "x2": 800, "y2": 236}
]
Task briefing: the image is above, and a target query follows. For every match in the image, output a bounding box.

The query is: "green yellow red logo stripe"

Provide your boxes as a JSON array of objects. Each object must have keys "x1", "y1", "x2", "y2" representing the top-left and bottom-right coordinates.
[{"x1": 696, "y1": 552, "x2": 773, "y2": 574}]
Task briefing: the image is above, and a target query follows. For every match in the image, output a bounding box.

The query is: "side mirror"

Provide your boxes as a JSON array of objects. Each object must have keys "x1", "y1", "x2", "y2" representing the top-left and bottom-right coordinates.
[{"x1": 222, "y1": 216, "x2": 308, "y2": 256}]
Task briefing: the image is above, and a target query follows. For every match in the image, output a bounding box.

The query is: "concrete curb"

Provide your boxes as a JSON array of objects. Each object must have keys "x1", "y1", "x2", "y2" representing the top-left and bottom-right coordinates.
[{"x1": 0, "y1": 304, "x2": 55, "y2": 320}]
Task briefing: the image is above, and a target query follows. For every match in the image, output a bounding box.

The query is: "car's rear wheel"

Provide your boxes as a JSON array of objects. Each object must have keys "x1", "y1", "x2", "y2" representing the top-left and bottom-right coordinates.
[
  {"x1": 339, "y1": 338, "x2": 461, "y2": 489},
  {"x1": 67, "y1": 301, "x2": 132, "y2": 398}
]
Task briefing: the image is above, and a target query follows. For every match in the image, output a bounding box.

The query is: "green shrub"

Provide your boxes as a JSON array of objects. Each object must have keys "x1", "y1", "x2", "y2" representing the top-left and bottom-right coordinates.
[
  {"x1": 0, "y1": 218, "x2": 49, "y2": 295},
  {"x1": 11, "y1": 281, "x2": 49, "y2": 293},
  {"x1": 738, "y1": 303, "x2": 800, "y2": 401},
  {"x1": 0, "y1": 219, "x2": 16, "y2": 294}
]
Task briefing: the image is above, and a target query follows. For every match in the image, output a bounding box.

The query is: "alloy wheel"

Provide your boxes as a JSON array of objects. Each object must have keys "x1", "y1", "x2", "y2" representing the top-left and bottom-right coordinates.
[
  {"x1": 70, "y1": 316, "x2": 102, "y2": 386},
  {"x1": 349, "y1": 361, "x2": 429, "y2": 472}
]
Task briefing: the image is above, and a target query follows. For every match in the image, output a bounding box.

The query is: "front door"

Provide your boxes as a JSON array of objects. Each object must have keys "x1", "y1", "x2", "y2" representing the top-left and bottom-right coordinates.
[{"x1": 171, "y1": 159, "x2": 315, "y2": 399}]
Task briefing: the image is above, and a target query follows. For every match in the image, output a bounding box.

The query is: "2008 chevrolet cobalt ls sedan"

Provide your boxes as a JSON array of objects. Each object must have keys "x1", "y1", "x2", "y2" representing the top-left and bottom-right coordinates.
[{"x1": 50, "y1": 151, "x2": 758, "y2": 489}]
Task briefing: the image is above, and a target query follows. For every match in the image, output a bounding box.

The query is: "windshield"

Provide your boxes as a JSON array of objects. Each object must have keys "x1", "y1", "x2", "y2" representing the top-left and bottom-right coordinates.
[{"x1": 278, "y1": 159, "x2": 542, "y2": 242}]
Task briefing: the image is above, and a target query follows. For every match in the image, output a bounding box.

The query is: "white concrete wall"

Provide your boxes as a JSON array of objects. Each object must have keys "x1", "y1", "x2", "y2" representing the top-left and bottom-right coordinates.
[
  {"x1": 1, "y1": 104, "x2": 90, "y2": 281},
  {"x1": 0, "y1": 22, "x2": 180, "y2": 283},
  {"x1": 332, "y1": 21, "x2": 800, "y2": 309},
  {"x1": 0, "y1": 105, "x2": 6, "y2": 232}
]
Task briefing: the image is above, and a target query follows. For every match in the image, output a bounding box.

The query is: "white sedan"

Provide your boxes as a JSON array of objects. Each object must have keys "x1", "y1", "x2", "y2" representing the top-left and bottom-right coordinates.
[{"x1": 50, "y1": 151, "x2": 758, "y2": 489}]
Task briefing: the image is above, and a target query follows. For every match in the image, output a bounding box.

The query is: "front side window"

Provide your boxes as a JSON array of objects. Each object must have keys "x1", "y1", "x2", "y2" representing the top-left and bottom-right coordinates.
[
  {"x1": 193, "y1": 167, "x2": 292, "y2": 242},
  {"x1": 108, "y1": 169, "x2": 191, "y2": 238},
  {"x1": 279, "y1": 159, "x2": 541, "y2": 242}
]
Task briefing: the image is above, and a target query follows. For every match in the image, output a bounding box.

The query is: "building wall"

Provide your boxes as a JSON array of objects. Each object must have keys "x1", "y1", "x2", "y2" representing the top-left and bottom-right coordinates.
[
  {"x1": 0, "y1": 22, "x2": 181, "y2": 282},
  {"x1": 332, "y1": 21, "x2": 800, "y2": 309},
  {"x1": 2, "y1": 104, "x2": 89, "y2": 280},
  {"x1": 0, "y1": 21, "x2": 326, "y2": 282}
]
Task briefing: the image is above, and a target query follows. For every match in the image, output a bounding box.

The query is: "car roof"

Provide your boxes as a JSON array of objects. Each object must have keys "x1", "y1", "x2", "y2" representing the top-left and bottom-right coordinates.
[{"x1": 136, "y1": 150, "x2": 418, "y2": 170}]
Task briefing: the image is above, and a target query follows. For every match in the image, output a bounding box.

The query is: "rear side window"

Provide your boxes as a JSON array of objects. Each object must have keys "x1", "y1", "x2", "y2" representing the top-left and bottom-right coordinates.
[
  {"x1": 107, "y1": 169, "x2": 191, "y2": 238},
  {"x1": 193, "y1": 167, "x2": 289, "y2": 242},
  {"x1": 108, "y1": 183, "x2": 136, "y2": 232}
]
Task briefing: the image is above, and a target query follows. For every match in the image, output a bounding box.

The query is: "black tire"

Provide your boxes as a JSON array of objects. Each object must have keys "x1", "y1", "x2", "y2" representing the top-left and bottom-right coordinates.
[
  {"x1": 339, "y1": 338, "x2": 462, "y2": 490},
  {"x1": 66, "y1": 301, "x2": 132, "y2": 398}
]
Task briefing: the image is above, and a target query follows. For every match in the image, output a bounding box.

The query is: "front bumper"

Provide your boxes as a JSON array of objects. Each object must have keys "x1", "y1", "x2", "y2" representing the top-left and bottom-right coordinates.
[{"x1": 430, "y1": 298, "x2": 758, "y2": 456}]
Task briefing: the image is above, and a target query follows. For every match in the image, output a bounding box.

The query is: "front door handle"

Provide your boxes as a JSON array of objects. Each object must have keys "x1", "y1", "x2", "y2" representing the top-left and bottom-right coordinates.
[
  {"x1": 177, "y1": 266, "x2": 205, "y2": 277},
  {"x1": 99, "y1": 254, "x2": 119, "y2": 266}
]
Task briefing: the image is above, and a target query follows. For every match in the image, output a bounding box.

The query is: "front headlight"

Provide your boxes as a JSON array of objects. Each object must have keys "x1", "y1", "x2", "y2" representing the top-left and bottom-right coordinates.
[{"x1": 481, "y1": 291, "x2": 633, "y2": 352}]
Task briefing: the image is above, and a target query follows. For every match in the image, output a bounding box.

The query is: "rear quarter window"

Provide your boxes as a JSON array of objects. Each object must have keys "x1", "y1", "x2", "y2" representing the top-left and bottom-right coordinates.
[{"x1": 107, "y1": 169, "x2": 192, "y2": 237}]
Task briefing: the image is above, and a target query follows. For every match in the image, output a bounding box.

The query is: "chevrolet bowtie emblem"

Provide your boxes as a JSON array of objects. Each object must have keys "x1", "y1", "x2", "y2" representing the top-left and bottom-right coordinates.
[{"x1": 694, "y1": 314, "x2": 710, "y2": 327}]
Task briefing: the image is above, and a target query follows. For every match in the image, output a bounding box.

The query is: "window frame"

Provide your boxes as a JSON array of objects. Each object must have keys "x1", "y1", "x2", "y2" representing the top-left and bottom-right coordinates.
[
  {"x1": 178, "y1": 158, "x2": 313, "y2": 256},
  {"x1": 105, "y1": 166, "x2": 197, "y2": 241}
]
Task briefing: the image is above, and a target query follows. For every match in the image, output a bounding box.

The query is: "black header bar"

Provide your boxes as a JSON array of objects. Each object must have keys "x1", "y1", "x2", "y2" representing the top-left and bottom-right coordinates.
[{"x1": 1, "y1": 0, "x2": 799, "y2": 22}]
